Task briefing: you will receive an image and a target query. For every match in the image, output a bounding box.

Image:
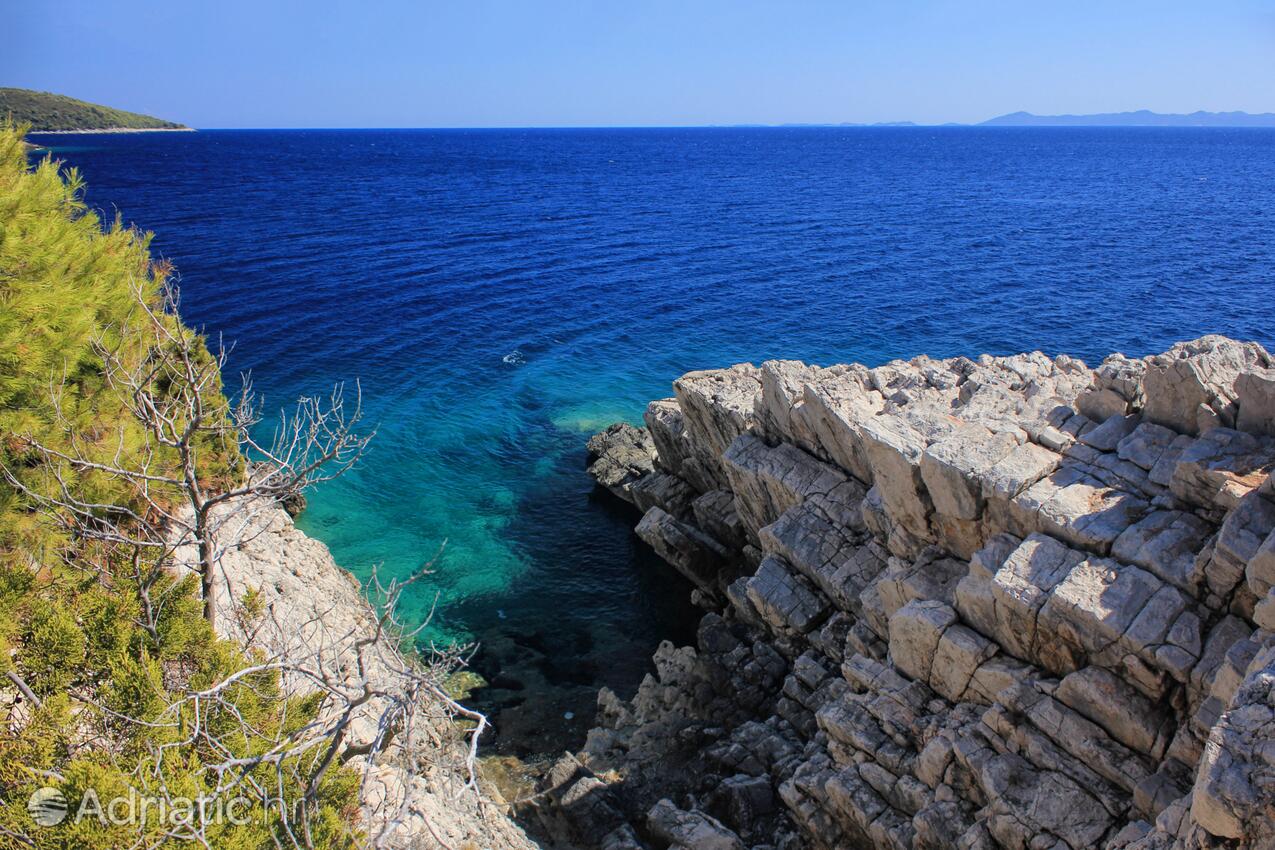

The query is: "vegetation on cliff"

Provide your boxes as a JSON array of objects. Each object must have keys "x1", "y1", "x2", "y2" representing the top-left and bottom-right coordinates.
[
  {"x1": 0, "y1": 88, "x2": 187, "y2": 132},
  {"x1": 0, "y1": 124, "x2": 360, "y2": 847}
]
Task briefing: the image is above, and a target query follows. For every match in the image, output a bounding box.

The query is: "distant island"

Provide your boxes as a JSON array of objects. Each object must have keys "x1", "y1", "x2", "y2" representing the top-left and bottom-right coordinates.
[
  {"x1": 0, "y1": 88, "x2": 190, "y2": 132},
  {"x1": 980, "y1": 109, "x2": 1275, "y2": 127},
  {"x1": 741, "y1": 110, "x2": 1275, "y2": 130}
]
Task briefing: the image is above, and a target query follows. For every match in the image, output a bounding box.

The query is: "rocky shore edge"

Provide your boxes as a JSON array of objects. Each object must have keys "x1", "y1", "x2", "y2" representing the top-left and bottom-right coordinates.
[
  {"x1": 526, "y1": 335, "x2": 1275, "y2": 850},
  {"x1": 199, "y1": 499, "x2": 538, "y2": 849}
]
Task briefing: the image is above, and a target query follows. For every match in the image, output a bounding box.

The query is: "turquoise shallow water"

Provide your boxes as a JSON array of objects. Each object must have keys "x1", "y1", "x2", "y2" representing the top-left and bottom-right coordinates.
[{"x1": 29, "y1": 126, "x2": 1275, "y2": 752}]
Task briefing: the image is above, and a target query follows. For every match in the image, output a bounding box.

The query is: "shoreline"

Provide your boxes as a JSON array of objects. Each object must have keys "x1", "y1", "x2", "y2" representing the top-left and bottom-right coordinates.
[
  {"x1": 539, "y1": 335, "x2": 1275, "y2": 848},
  {"x1": 28, "y1": 126, "x2": 195, "y2": 135}
]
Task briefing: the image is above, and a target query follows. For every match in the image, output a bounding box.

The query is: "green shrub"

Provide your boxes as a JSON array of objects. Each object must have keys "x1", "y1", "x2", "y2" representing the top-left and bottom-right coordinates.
[{"x1": 0, "y1": 123, "x2": 361, "y2": 848}]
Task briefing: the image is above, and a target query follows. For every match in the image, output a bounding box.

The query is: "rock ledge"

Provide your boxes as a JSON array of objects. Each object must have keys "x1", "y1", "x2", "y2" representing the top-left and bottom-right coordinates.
[{"x1": 548, "y1": 337, "x2": 1275, "y2": 850}]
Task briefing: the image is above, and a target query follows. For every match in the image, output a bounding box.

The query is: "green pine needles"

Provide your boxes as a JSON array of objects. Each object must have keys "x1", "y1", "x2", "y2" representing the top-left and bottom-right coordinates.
[{"x1": 0, "y1": 124, "x2": 364, "y2": 849}]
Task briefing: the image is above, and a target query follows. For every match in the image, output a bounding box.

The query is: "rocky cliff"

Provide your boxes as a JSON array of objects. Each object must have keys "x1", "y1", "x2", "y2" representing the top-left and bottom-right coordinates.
[
  {"x1": 543, "y1": 335, "x2": 1275, "y2": 850},
  {"x1": 188, "y1": 500, "x2": 538, "y2": 850}
]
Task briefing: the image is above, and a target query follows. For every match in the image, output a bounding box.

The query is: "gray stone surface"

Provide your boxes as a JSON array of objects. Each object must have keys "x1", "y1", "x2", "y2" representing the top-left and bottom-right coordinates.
[
  {"x1": 1142, "y1": 336, "x2": 1274, "y2": 436},
  {"x1": 587, "y1": 422, "x2": 658, "y2": 502},
  {"x1": 577, "y1": 337, "x2": 1275, "y2": 850}
]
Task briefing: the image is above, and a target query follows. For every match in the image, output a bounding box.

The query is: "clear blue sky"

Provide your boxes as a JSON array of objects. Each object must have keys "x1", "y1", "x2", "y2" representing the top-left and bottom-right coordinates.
[{"x1": 6, "y1": 0, "x2": 1274, "y2": 128}]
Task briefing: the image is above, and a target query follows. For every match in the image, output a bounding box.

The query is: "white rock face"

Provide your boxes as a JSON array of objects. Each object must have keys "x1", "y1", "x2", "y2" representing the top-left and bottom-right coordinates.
[
  {"x1": 578, "y1": 336, "x2": 1275, "y2": 850},
  {"x1": 176, "y1": 501, "x2": 536, "y2": 850},
  {"x1": 1142, "y1": 336, "x2": 1273, "y2": 436}
]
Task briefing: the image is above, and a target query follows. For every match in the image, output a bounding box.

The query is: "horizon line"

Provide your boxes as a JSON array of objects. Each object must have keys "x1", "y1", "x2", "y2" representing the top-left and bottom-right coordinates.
[{"x1": 27, "y1": 123, "x2": 1275, "y2": 133}]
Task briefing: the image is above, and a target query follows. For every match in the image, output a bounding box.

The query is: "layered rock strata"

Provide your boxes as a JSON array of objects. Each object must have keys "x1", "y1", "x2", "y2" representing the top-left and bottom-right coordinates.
[{"x1": 553, "y1": 336, "x2": 1275, "y2": 850}]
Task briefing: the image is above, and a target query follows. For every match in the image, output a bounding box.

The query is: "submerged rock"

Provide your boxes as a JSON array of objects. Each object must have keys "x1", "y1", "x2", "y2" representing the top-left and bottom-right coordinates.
[{"x1": 572, "y1": 336, "x2": 1275, "y2": 850}]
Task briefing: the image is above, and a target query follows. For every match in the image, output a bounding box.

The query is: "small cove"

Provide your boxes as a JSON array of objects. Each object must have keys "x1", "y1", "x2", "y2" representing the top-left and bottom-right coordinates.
[{"x1": 30, "y1": 125, "x2": 1275, "y2": 754}]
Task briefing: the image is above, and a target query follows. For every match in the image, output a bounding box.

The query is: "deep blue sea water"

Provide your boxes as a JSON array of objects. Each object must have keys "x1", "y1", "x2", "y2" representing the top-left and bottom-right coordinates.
[{"x1": 28, "y1": 127, "x2": 1275, "y2": 752}]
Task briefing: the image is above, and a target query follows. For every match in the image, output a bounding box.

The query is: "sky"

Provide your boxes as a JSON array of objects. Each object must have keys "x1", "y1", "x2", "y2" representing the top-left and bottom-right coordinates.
[{"x1": 6, "y1": 0, "x2": 1275, "y2": 128}]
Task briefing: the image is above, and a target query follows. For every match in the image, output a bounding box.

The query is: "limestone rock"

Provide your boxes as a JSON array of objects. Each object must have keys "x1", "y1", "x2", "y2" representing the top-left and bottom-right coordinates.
[
  {"x1": 747, "y1": 556, "x2": 831, "y2": 635},
  {"x1": 1247, "y1": 526, "x2": 1275, "y2": 598},
  {"x1": 648, "y1": 799, "x2": 747, "y2": 850},
  {"x1": 1055, "y1": 666, "x2": 1173, "y2": 759},
  {"x1": 1235, "y1": 368, "x2": 1275, "y2": 436},
  {"x1": 630, "y1": 469, "x2": 697, "y2": 519},
  {"x1": 1208, "y1": 490, "x2": 1275, "y2": 599},
  {"x1": 887, "y1": 599, "x2": 958, "y2": 686},
  {"x1": 1117, "y1": 421, "x2": 1181, "y2": 471},
  {"x1": 1170, "y1": 427, "x2": 1275, "y2": 516},
  {"x1": 645, "y1": 398, "x2": 694, "y2": 477},
  {"x1": 723, "y1": 431, "x2": 857, "y2": 540},
  {"x1": 1189, "y1": 643, "x2": 1275, "y2": 843},
  {"x1": 1111, "y1": 510, "x2": 1213, "y2": 596},
  {"x1": 180, "y1": 501, "x2": 536, "y2": 850},
  {"x1": 636, "y1": 506, "x2": 734, "y2": 591},
  {"x1": 673, "y1": 364, "x2": 762, "y2": 489},
  {"x1": 586, "y1": 422, "x2": 657, "y2": 503},
  {"x1": 857, "y1": 413, "x2": 933, "y2": 548},
  {"x1": 575, "y1": 338, "x2": 1275, "y2": 850},
  {"x1": 1078, "y1": 353, "x2": 1147, "y2": 421},
  {"x1": 1081, "y1": 414, "x2": 1141, "y2": 453},
  {"x1": 920, "y1": 427, "x2": 1019, "y2": 521},
  {"x1": 1142, "y1": 336, "x2": 1273, "y2": 436}
]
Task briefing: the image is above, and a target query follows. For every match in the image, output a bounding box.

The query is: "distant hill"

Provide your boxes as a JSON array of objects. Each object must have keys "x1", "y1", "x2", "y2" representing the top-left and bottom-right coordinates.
[
  {"x1": 0, "y1": 88, "x2": 188, "y2": 131},
  {"x1": 981, "y1": 109, "x2": 1275, "y2": 127}
]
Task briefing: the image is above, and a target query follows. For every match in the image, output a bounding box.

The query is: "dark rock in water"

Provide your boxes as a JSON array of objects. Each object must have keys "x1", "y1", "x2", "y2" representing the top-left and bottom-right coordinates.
[
  {"x1": 586, "y1": 423, "x2": 656, "y2": 503},
  {"x1": 491, "y1": 673, "x2": 526, "y2": 691},
  {"x1": 467, "y1": 629, "x2": 601, "y2": 757},
  {"x1": 281, "y1": 491, "x2": 307, "y2": 518}
]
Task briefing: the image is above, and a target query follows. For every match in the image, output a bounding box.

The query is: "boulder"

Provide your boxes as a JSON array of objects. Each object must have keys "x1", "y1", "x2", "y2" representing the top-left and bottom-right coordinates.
[
  {"x1": 647, "y1": 799, "x2": 746, "y2": 850},
  {"x1": 586, "y1": 422, "x2": 656, "y2": 502},
  {"x1": 1142, "y1": 336, "x2": 1273, "y2": 436},
  {"x1": 1170, "y1": 427, "x2": 1275, "y2": 515},
  {"x1": 1235, "y1": 368, "x2": 1275, "y2": 436}
]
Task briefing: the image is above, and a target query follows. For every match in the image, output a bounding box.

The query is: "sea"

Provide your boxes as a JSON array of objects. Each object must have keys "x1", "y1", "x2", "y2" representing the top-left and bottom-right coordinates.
[{"x1": 28, "y1": 126, "x2": 1275, "y2": 754}]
